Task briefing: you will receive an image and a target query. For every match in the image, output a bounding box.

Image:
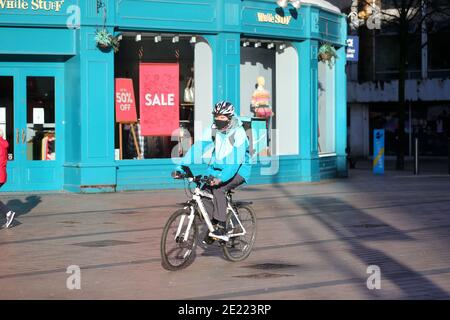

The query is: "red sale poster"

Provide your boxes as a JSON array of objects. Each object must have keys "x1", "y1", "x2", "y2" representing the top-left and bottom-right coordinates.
[
  {"x1": 139, "y1": 63, "x2": 180, "y2": 136},
  {"x1": 115, "y1": 78, "x2": 137, "y2": 123}
]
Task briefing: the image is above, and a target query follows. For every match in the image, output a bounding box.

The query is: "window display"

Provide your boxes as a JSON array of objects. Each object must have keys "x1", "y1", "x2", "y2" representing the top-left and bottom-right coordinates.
[
  {"x1": 26, "y1": 77, "x2": 56, "y2": 161},
  {"x1": 241, "y1": 42, "x2": 275, "y2": 157},
  {"x1": 240, "y1": 40, "x2": 299, "y2": 156},
  {"x1": 115, "y1": 34, "x2": 199, "y2": 159},
  {"x1": 251, "y1": 76, "x2": 273, "y2": 118}
]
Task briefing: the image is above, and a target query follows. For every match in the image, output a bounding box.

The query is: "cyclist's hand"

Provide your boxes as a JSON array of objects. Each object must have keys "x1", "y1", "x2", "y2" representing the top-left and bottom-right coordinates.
[
  {"x1": 171, "y1": 170, "x2": 183, "y2": 179},
  {"x1": 209, "y1": 178, "x2": 222, "y2": 186}
]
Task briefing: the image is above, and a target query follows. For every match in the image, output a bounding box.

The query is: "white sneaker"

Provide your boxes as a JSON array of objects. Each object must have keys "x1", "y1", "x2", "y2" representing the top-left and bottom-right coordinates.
[{"x1": 5, "y1": 211, "x2": 15, "y2": 228}]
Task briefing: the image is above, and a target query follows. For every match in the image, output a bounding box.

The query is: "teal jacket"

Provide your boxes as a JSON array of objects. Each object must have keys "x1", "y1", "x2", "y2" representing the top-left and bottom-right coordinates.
[{"x1": 176, "y1": 116, "x2": 251, "y2": 183}]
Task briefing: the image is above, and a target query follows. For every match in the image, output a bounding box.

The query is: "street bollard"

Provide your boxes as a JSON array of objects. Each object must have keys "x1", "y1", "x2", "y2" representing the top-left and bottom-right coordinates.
[{"x1": 414, "y1": 137, "x2": 419, "y2": 175}]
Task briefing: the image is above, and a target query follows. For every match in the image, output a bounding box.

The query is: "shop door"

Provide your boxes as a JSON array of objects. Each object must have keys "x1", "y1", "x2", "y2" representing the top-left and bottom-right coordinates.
[{"x1": 0, "y1": 66, "x2": 64, "y2": 192}]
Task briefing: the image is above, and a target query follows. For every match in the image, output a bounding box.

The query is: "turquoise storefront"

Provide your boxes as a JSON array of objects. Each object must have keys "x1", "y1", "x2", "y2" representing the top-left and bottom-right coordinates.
[{"x1": 0, "y1": 0, "x2": 347, "y2": 193}]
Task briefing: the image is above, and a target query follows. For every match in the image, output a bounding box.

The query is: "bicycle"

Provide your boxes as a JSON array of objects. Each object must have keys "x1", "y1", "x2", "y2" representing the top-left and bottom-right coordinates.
[{"x1": 160, "y1": 165, "x2": 257, "y2": 271}]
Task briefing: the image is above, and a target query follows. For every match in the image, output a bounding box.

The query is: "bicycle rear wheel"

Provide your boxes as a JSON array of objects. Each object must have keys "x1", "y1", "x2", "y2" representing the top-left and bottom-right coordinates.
[
  {"x1": 222, "y1": 205, "x2": 257, "y2": 262},
  {"x1": 161, "y1": 208, "x2": 198, "y2": 271}
]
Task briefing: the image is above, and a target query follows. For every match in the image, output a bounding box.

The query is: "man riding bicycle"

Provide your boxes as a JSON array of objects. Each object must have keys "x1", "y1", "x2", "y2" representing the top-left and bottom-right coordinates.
[{"x1": 174, "y1": 101, "x2": 251, "y2": 241}]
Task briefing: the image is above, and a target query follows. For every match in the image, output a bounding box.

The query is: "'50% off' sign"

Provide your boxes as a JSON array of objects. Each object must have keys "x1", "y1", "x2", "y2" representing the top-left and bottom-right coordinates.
[{"x1": 115, "y1": 78, "x2": 137, "y2": 123}]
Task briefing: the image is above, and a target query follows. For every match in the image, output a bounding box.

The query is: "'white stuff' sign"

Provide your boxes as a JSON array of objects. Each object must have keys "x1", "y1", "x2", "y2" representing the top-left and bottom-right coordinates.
[
  {"x1": 257, "y1": 12, "x2": 292, "y2": 25},
  {"x1": 0, "y1": 0, "x2": 65, "y2": 12}
]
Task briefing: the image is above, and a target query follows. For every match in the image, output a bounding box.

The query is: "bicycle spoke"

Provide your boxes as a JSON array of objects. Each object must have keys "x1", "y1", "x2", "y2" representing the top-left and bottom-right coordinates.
[
  {"x1": 223, "y1": 205, "x2": 256, "y2": 262},
  {"x1": 161, "y1": 209, "x2": 197, "y2": 270}
]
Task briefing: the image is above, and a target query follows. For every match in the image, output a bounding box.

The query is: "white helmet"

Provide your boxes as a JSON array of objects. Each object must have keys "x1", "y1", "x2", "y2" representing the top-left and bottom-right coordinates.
[{"x1": 213, "y1": 101, "x2": 234, "y2": 117}]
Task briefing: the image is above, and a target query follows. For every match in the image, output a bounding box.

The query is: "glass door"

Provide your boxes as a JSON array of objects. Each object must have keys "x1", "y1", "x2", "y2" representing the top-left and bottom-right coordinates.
[{"x1": 0, "y1": 66, "x2": 64, "y2": 191}]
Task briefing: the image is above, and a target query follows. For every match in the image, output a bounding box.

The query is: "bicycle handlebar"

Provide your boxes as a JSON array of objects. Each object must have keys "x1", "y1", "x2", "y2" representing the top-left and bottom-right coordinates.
[{"x1": 172, "y1": 166, "x2": 215, "y2": 186}]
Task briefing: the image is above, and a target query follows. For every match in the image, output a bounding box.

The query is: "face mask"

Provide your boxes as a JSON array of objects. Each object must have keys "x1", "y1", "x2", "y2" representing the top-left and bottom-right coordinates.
[{"x1": 214, "y1": 119, "x2": 230, "y2": 130}]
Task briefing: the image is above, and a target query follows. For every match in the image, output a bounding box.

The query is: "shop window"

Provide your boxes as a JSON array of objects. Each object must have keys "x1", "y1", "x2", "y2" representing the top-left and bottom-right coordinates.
[
  {"x1": 411, "y1": 104, "x2": 450, "y2": 156},
  {"x1": 114, "y1": 34, "x2": 212, "y2": 160},
  {"x1": 240, "y1": 40, "x2": 299, "y2": 156},
  {"x1": 369, "y1": 105, "x2": 409, "y2": 156},
  {"x1": 318, "y1": 59, "x2": 336, "y2": 155},
  {"x1": 374, "y1": 34, "x2": 421, "y2": 80},
  {"x1": 26, "y1": 77, "x2": 56, "y2": 161},
  {"x1": 428, "y1": 31, "x2": 450, "y2": 76}
]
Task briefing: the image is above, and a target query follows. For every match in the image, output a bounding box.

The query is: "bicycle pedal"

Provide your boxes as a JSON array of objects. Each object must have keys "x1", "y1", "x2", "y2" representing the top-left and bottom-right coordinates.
[{"x1": 202, "y1": 237, "x2": 215, "y2": 245}]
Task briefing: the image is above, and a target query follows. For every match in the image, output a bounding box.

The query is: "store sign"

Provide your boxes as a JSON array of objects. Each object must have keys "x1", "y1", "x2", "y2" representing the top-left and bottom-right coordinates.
[
  {"x1": 139, "y1": 63, "x2": 179, "y2": 136},
  {"x1": 346, "y1": 36, "x2": 359, "y2": 62},
  {"x1": 115, "y1": 78, "x2": 137, "y2": 123},
  {"x1": 257, "y1": 12, "x2": 292, "y2": 25},
  {"x1": 373, "y1": 129, "x2": 385, "y2": 175},
  {"x1": 0, "y1": 0, "x2": 65, "y2": 12}
]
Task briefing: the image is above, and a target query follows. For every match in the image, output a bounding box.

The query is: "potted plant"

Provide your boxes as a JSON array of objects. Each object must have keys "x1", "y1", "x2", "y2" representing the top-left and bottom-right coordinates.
[
  {"x1": 318, "y1": 43, "x2": 337, "y2": 68},
  {"x1": 95, "y1": 29, "x2": 121, "y2": 53}
]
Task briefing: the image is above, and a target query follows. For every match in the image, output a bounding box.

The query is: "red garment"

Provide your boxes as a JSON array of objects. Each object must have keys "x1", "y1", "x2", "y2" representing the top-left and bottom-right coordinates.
[{"x1": 0, "y1": 137, "x2": 9, "y2": 183}]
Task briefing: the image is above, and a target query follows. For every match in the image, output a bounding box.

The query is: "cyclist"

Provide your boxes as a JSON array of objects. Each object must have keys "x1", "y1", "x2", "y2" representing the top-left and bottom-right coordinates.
[{"x1": 174, "y1": 101, "x2": 251, "y2": 241}]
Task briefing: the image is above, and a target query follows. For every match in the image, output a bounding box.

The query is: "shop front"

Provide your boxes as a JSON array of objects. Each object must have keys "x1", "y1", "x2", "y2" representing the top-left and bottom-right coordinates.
[{"x1": 0, "y1": 0, "x2": 347, "y2": 193}]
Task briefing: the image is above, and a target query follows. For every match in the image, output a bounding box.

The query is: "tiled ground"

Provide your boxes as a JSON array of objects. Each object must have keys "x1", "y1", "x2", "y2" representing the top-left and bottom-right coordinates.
[{"x1": 0, "y1": 169, "x2": 449, "y2": 299}]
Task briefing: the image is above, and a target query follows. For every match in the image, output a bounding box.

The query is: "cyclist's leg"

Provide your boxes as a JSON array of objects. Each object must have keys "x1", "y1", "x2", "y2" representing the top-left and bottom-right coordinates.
[{"x1": 211, "y1": 174, "x2": 245, "y2": 223}]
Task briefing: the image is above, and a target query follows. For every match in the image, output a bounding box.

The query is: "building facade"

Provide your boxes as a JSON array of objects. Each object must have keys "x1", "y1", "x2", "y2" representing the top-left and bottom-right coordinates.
[
  {"x1": 0, "y1": 0, "x2": 347, "y2": 193},
  {"x1": 346, "y1": 0, "x2": 450, "y2": 159}
]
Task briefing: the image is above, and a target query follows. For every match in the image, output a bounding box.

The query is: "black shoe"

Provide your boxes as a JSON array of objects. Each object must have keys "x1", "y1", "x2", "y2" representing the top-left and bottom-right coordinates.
[{"x1": 203, "y1": 233, "x2": 215, "y2": 245}]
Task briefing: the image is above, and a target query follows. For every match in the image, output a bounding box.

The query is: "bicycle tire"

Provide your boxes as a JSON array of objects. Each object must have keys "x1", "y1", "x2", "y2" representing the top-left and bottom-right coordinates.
[
  {"x1": 222, "y1": 205, "x2": 257, "y2": 262},
  {"x1": 161, "y1": 208, "x2": 198, "y2": 271}
]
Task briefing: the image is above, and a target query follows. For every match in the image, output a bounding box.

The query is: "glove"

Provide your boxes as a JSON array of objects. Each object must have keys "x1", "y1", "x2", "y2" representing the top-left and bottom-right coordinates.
[{"x1": 171, "y1": 165, "x2": 185, "y2": 179}]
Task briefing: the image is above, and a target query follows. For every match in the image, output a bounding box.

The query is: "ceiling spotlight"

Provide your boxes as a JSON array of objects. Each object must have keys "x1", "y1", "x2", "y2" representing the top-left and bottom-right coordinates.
[
  {"x1": 190, "y1": 36, "x2": 197, "y2": 43},
  {"x1": 242, "y1": 41, "x2": 250, "y2": 47},
  {"x1": 254, "y1": 42, "x2": 262, "y2": 48},
  {"x1": 277, "y1": 0, "x2": 288, "y2": 8},
  {"x1": 290, "y1": 0, "x2": 301, "y2": 9},
  {"x1": 279, "y1": 43, "x2": 286, "y2": 50},
  {"x1": 267, "y1": 43, "x2": 275, "y2": 49},
  {"x1": 154, "y1": 35, "x2": 162, "y2": 43},
  {"x1": 135, "y1": 34, "x2": 142, "y2": 42},
  {"x1": 172, "y1": 35, "x2": 179, "y2": 43}
]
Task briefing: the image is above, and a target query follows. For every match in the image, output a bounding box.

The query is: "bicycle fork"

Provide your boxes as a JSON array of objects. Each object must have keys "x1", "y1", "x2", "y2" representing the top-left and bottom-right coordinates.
[{"x1": 175, "y1": 206, "x2": 196, "y2": 242}]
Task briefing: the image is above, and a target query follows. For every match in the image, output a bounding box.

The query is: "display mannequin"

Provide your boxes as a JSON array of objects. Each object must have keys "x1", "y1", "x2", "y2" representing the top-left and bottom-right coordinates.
[{"x1": 251, "y1": 76, "x2": 273, "y2": 118}]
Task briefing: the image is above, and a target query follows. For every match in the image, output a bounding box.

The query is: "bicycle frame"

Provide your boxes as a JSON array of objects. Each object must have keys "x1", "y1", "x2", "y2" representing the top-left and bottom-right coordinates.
[{"x1": 174, "y1": 186, "x2": 247, "y2": 242}]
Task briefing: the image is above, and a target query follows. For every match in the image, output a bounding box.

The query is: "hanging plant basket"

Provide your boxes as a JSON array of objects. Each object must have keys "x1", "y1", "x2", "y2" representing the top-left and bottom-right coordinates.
[
  {"x1": 318, "y1": 43, "x2": 337, "y2": 68},
  {"x1": 95, "y1": 29, "x2": 121, "y2": 53}
]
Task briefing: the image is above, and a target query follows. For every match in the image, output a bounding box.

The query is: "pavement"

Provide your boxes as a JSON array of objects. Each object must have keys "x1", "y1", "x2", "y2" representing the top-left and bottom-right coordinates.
[{"x1": 1, "y1": 168, "x2": 450, "y2": 300}]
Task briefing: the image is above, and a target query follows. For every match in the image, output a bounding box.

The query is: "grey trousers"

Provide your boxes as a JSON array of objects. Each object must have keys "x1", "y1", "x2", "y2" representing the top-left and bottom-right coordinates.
[{"x1": 211, "y1": 174, "x2": 245, "y2": 222}]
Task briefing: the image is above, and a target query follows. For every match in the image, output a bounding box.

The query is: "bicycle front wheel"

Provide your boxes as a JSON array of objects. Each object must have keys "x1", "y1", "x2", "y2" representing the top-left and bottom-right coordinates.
[
  {"x1": 161, "y1": 208, "x2": 198, "y2": 271},
  {"x1": 222, "y1": 205, "x2": 257, "y2": 262}
]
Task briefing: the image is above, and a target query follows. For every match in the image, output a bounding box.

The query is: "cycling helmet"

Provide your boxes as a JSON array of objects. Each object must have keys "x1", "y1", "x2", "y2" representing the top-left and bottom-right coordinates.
[{"x1": 213, "y1": 101, "x2": 234, "y2": 117}]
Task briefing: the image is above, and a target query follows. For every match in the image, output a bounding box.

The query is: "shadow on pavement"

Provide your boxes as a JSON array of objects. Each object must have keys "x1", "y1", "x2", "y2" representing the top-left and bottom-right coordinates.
[
  {"x1": 275, "y1": 182, "x2": 450, "y2": 299},
  {"x1": 6, "y1": 195, "x2": 42, "y2": 217}
]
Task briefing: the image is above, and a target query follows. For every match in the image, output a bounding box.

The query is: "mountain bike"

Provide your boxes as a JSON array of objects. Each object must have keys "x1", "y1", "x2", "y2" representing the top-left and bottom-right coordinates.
[{"x1": 160, "y1": 165, "x2": 257, "y2": 271}]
